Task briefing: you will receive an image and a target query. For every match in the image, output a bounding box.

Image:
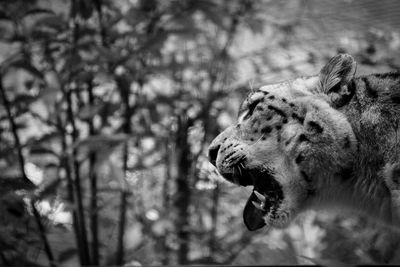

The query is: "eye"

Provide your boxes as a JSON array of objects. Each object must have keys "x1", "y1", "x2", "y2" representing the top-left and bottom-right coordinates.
[
  {"x1": 238, "y1": 104, "x2": 254, "y2": 122},
  {"x1": 238, "y1": 110, "x2": 249, "y2": 123},
  {"x1": 248, "y1": 100, "x2": 259, "y2": 113},
  {"x1": 242, "y1": 99, "x2": 262, "y2": 120},
  {"x1": 237, "y1": 93, "x2": 264, "y2": 121}
]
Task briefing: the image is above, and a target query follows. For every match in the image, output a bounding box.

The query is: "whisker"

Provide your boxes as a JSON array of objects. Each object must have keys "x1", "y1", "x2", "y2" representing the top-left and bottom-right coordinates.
[
  {"x1": 249, "y1": 79, "x2": 255, "y2": 94},
  {"x1": 236, "y1": 165, "x2": 243, "y2": 177},
  {"x1": 251, "y1": 134, "x2": 265, "y2": 146},
  {"x1": 232, "y1": 167, "x2": 238, "y2": 184},
  {"x1": 239, "y1": 162, "x2": 245, "y2": 169}
]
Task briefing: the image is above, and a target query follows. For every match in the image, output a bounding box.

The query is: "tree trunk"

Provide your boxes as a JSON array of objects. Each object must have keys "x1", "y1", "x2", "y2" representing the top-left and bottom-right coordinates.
[
  {"x1": 31, "y1": 201, "x2": 56, "y2": 267},
  {"x1": 87, "y1": 80, "x2": 99, "y2": 265},
  {"x1": 209, "y1": 184, "x2": 220, "y2": 257},
  {"x1": 161, "y1": 139, "x2": 172, "y2": 265},
  {"x1": 116, "y1": 190, "x2": 128, "y2": 265},
  {"x1": 174, "y1": 114, "x2": 193, "y2": 264},
  {"x1": 116, "y1": 74, "x2": 133, "y2": 265},
  {"x1": 0, "y1": 75, "x2": 28, "y2": 183}
]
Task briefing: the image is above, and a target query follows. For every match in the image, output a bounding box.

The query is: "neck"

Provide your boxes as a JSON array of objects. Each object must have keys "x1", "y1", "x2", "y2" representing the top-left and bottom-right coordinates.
[
  {"x1": 349, "y1": 134, "x2": 392, "y2": 220},
  {"x1": 331, "y1": 74, "x2": 400, "y2": 228},
  {"x1": 349, "y1": 172, "x2": 392, "y2": 223},
  {"x1": 311, "y1": 172, "x2": 394, "y2": 225}
]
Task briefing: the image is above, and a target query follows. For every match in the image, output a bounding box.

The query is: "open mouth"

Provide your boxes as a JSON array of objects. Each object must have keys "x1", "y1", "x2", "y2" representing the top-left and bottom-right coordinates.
[{"x1": 236, "y1": 168, "x2": 284, "y2": 231}]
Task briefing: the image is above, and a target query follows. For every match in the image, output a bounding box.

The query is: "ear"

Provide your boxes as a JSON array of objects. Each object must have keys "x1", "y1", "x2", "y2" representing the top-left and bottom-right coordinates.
[{"x1": 319, "y1": 54, "x2": 357, "y2": 107}]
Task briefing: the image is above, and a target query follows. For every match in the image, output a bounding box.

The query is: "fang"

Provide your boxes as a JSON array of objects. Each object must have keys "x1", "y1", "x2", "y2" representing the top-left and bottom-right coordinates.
[
  {"x1": 252, "y1": 201, "x2": 265, "y2": 211},
  {"x1": 254, "y1": 190, "x2": 266, "y2": 202}
]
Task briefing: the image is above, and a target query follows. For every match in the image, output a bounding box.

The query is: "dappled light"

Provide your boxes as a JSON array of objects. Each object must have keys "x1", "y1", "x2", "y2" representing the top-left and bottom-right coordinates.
[{"x1": 1, "y1": 0, "x2": 400, "y2": 266}]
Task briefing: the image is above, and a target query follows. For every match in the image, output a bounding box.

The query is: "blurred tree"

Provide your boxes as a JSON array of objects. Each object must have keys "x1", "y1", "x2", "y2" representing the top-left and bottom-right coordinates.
[
  {"x1": 1, "y1": 0, "x2": 400, "y2": 266},
  {"x1": 0, "y1": 0, "x2": 268, "y2": 265}
]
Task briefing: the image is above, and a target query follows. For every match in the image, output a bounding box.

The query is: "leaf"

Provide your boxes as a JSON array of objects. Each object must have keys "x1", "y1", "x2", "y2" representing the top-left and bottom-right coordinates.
[
  {"x1": 0, "y1": 231, "x2": 17, "y2": 250},
  {"x1": 14, "y1": 121, "x2": 28, "y2": 129},
  {"x1": 22, "y1": 8, "x2": 55, "y2": 18},
  {"x1": 300, "y1": 256, "x2": 353, "y2": 267},
  {"x1": 0, "y1": 10, "x2": 12, "y2": 21},
  {"x1": 95, "y1": 46, "x2": 121, "y2": 63},
  {"x1": 76, "y1": 38, "x2": 97, "y2": 52},
  {"x1": 114, "y1": 74, "x2": 132, "y2": 100},
  {"x1": 78, "y1": 103, "x2": 104, "y2": 120},
  {"x1": 78, "y1": 0, "x2": 94, "y2": 19},
  {"x1": 191, "y1": 0, "x2": 227, "y2": 29},
  {"x1": 27, "y1": 132, "x2": 61, "y2": 152},
  {"x1": 23, "y1": 261, "x2": 47, "y2": 267},
  {"x1": 100, "y1": 216, "x2": 117, "y2": 228},
  {"x1": 34, "y1": 178, "x2": 61, "y2": 200},
  {"x1": 139, "y1": 30, "x2": 169, "y2": 52},
  {"x1": 0, "y1": 23, "x2": 14, "y2": 41},
  {"x1": 77, "y1": 27, "x2": 98, "y2": 39},
  {"x1": 98, "y1": 102, "x2": 120, "y2": 121},
  {"x1": 3, "y1": 193, "x2": 25, "y2": 218},
  {"x1": 0, "y1": 176, "x2": 36, "y2": 192},
  {"x1": 13, "y1": 94, "x2": 38, "y2": 105},
  {"x1": 58, "y1": 248, "x2": 78, "y2": 262},
  {"x1": 31, "y1": 15, "x2": 67, "y2": 32},
  {"x1": 75, "y1": 71, "x2": 93, "y2": 83},
  {"x1": 29, "y1": 147, "x2": 56, "y2": 155},
  {"x1": 30, "y1": 28, "x2": 56, "y2": 40},
  {"x1": 3, "y1": 60, "x2": 44, "y2": 79},
  {"x1": 125, "y1": 6, "x2": 147, "y2": 26},
  {"x1": 73, "y1": 134, "x2": 128, "y2": 161},
  {"x1": 167, "y1": 28, "x2": 201, "y2": 38},
  {"x1": 245, "y1": 16, "x2": 266, "y2": 34}
]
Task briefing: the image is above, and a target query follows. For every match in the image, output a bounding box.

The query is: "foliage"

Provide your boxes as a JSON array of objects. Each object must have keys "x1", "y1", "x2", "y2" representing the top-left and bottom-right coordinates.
[{"x1": 0, "y1": 0, "x2": 400, "y2": 266}]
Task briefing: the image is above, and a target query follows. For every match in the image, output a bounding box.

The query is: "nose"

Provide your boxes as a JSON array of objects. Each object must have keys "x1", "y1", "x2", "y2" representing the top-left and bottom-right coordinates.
[{"x1": 208, "y1": 144, "x2": 220, "y2": 167}]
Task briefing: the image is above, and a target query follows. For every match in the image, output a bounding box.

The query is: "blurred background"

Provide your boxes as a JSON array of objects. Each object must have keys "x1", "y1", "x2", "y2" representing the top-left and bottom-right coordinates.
[{"x1": 1, "y1": 0, "x2": 400, "y2": 266}]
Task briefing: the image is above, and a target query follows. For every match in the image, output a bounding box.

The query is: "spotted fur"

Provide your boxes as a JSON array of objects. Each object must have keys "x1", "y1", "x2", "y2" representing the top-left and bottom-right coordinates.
[{"x1": 208, "y1": 54, "x2": 400, "y2": 231}]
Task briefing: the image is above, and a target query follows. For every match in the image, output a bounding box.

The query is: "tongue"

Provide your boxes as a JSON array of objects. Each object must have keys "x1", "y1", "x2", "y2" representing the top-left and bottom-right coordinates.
[{"x1": 243, "y1": 191, "x2": 266, "y2": 231}]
